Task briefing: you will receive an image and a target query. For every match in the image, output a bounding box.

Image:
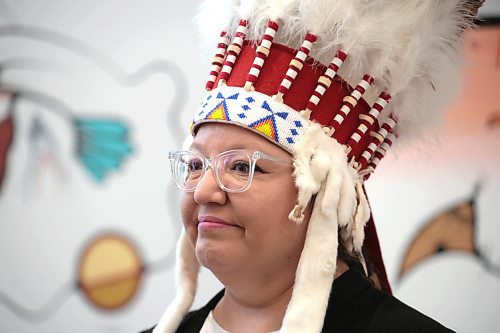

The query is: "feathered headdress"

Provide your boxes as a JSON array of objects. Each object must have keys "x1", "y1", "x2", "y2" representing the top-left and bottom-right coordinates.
[{"x1": 155, "y1": 1, "x2": 482, "y2": 332}]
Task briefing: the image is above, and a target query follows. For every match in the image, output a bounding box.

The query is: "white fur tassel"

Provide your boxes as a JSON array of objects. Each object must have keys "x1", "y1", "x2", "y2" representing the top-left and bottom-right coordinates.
[
  {"x1": 282, "y1": 122, "x2": 359, "y2": 332},
  {"x1": 281, "y1": 180, "x2": 338, "y2": 333},
  {"x1": 154, "y1": 231, "x2": 200, "y2": 333},
  {"x1": 335, "y1": 163, "x2": 358, "y2": 229}
]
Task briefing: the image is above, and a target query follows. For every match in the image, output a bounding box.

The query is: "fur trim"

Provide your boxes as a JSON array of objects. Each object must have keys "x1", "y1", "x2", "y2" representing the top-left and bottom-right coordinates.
[
  {"x1": 335, "y1": 162, "x2": 357, "y2": 229},
  {"x1": 282, "y1": 123, "x2": 362, "y2": 332},
  {"x1": 154, "y1": 231, "x2": 200, "y2": 333},
  {"x1": 281, "y1": 180, "x2": 339, "y2": 333},
  {"x1": 289, "y1": 123, "x2": 340, "y2": 223}
]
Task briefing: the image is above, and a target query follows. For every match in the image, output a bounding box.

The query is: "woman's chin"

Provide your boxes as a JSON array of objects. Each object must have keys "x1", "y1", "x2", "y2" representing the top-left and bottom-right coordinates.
[{"x1": 195, "y1": 239, "x2": 241, "y2": 274}]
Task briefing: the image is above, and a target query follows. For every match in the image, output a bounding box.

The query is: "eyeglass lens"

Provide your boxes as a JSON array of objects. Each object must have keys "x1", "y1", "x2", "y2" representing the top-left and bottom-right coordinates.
[{"x1": 172, "y1": 151, "x2": 253, "y2": 192}]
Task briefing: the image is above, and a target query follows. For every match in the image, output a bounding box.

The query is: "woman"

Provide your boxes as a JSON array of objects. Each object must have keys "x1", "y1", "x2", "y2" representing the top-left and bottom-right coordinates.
[{"x1": 142, "y1": 0, "x2": 482, "y2": 332}]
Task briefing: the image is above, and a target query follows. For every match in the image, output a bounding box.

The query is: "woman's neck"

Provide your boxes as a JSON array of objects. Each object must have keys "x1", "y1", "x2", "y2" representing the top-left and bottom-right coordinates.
[
  {"x1": 212, "y1": 259, "x2": 349, "y2": 333},
  {"x1": 213, "y1": 282, "x2": 292, "y2": 333}
]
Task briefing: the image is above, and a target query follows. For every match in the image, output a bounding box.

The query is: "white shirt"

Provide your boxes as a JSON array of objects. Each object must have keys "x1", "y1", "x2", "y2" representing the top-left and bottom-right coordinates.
[{"x1": 200, "y1": 311, "x2": 280, "y2": 333}]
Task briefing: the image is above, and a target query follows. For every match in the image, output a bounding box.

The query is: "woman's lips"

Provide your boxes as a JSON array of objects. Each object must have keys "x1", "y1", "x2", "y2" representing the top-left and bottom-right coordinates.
[{"x1": 198, "y1": 216, "x2": 238, "y2": 230}]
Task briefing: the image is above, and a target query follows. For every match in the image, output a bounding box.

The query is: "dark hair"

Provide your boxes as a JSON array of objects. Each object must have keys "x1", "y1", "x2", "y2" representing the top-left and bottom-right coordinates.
[{"x1": 337, "y1": 236, "x2": 382, "y2": 290}]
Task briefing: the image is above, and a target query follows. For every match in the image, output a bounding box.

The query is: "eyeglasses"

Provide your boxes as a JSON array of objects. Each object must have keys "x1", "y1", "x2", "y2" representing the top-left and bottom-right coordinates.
[{"x1": 168, "y1": 149, "x2": 291, "y2": 193}]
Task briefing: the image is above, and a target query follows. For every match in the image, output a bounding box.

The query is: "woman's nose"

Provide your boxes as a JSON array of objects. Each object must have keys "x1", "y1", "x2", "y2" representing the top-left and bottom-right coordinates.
[{"x1": 193, "y1": 167, "x2": 227, "y2": 205}]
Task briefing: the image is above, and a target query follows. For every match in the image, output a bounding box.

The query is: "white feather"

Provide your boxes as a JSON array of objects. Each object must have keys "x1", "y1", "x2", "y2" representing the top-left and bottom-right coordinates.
[
  {"x1": 198, "y1": 0, "x2": 475, "y2": 143},
  {"x1": 248, "y1": 0, "x2": 300, "y2": 40},
  {"x1": 194, "y1": 0, "x2": 239, "y2": 63},
  {"x1": 268, "y1": 0, "x2": 297, "y2": 20},
  {"x1": 238, "y1": 0, "x2": 257, "y2": 19},
  {"x1": 298, "y1": 0, "x2": 347, "y2": 35}
]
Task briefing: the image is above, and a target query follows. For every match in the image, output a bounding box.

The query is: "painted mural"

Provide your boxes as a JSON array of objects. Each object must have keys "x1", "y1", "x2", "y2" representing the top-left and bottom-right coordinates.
[{"x1": 0, "y1": 1, "x2": 498, "y2": 333}]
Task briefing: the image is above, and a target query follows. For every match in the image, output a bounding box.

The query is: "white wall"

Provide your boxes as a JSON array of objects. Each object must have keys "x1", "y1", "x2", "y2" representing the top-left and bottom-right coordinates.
[{"x1": 0, "y1": 1, "x2": 499, "y2": 332}]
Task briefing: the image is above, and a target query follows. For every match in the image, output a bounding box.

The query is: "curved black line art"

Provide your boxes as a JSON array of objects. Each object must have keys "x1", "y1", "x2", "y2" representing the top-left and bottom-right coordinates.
[
  {"x1": 0, "y1": 24, "x2": 188, "y2": 145},
  {"x1": 0, "y1": 22, "x2": 187, "y2": 320},
  {"x1": 0, "y1": 83, "x2": 78, "y2": 120},
  {"x1": 0, "y1": 23, "x2": 187, "y2": 248},
  {"x1": 0, "y1": 82, "x2": 137, "y2": 183},
  {"x1": 0, "y1": 281, "x2": 75, "y2": 323},
  {"x1": 0, "y1": 234, "x2": 177, "y2": 322},
  {"x1": 0, "y1": 57, "x2": 60, "y2": 73}
]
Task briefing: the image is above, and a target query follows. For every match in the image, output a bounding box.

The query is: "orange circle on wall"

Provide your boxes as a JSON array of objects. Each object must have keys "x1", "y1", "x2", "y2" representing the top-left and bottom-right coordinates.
[{"x1": 78, "y1": 233, "x2": 143, "y2": 310}]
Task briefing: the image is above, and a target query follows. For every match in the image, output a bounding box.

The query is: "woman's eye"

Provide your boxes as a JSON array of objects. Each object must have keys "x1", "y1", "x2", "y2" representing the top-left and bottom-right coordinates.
[
  {"x1": 231, "y1": 161, "x2": 251, "y2": 174},
  {"x1": 188, "y1": 159, "x2": 203, "y2": 172}
]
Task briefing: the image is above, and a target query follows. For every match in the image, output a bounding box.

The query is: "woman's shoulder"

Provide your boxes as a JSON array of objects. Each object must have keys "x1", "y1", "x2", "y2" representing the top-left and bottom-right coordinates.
[
  {"x1": 326, "y1": 268, "x2": 455, "y2": 333},
  {"x1": 366, "y1": 289, "x2": 454, "y2": 333}
]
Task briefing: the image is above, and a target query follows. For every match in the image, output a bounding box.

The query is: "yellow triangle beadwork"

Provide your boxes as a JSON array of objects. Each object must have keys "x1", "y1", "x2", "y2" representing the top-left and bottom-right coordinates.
[
  {"x1": 251, "y1": 118, "x2": 277, "y2": 141},
  {"x1": 206, "y1": 103, "x2": 229, "y2": 120}
]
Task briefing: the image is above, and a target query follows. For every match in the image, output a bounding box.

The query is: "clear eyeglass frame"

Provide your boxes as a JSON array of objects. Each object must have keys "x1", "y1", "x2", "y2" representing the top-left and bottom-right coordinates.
[{"x1": 168, "y1": 149, "x2": 291, "y2": 193}]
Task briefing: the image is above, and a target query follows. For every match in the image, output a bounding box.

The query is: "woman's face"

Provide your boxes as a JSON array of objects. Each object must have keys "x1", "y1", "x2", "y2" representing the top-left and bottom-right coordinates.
[{"x1": 180, "y1": 123, "x2": 309, "y2": 285}]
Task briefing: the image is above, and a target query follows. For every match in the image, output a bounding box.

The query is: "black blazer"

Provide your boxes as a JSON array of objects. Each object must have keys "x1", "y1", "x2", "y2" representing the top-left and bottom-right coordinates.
[{"x1": 141, "y1": 267, "x2": 454, "y2": 333}]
